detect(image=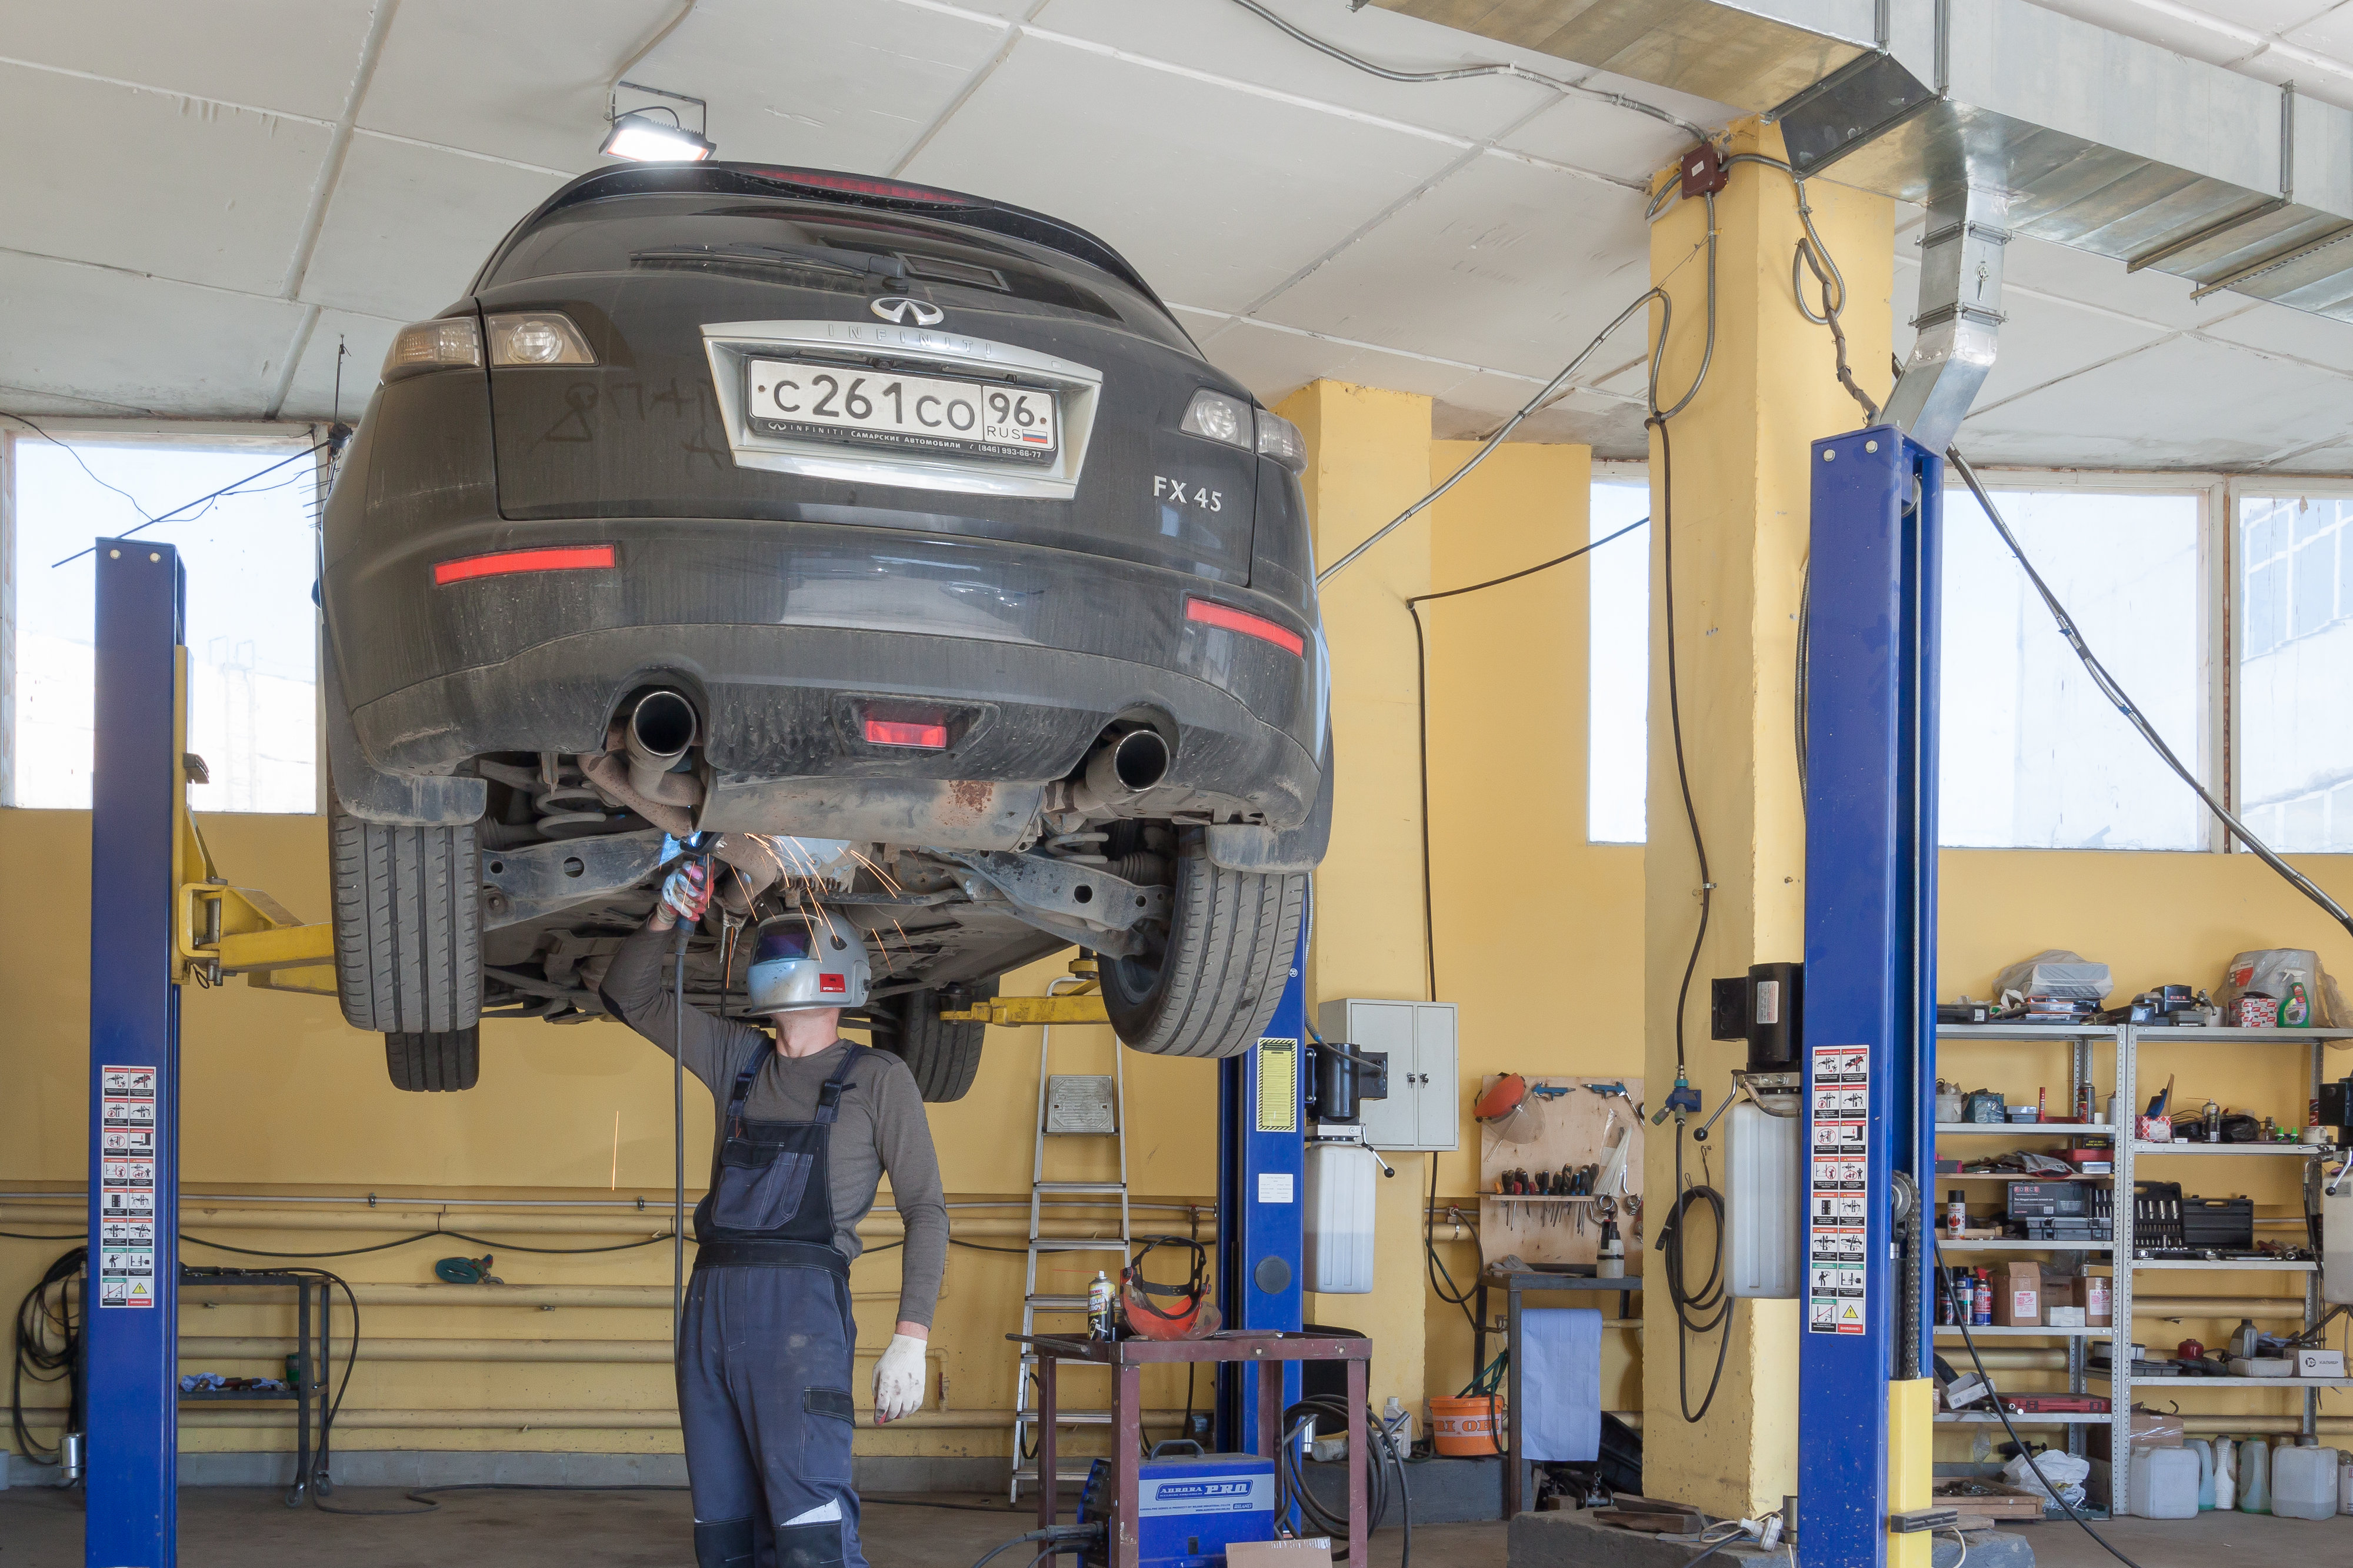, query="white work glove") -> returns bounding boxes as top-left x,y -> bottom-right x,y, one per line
872,1333 -> 928,1424
656,859 -> 711,924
